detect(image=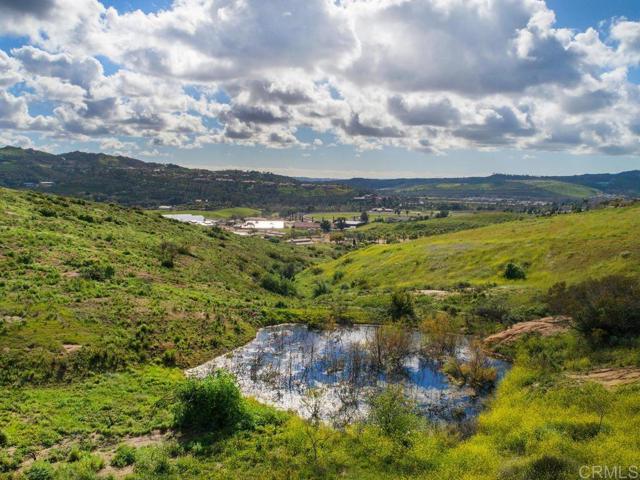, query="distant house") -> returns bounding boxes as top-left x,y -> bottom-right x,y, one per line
38,181 -> 54,187
241,220 -> 285,230
158,205 -> 173,210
